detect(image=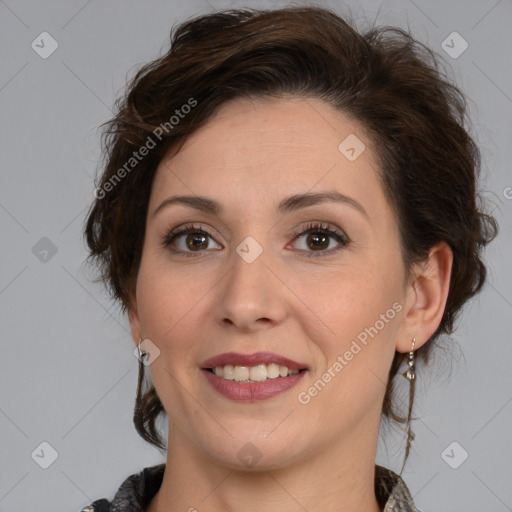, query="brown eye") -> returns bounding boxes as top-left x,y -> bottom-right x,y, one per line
304,232 -> 330,250
184,232 -> 209,251
291,222 -> 349,257
161,223 -> 222,257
